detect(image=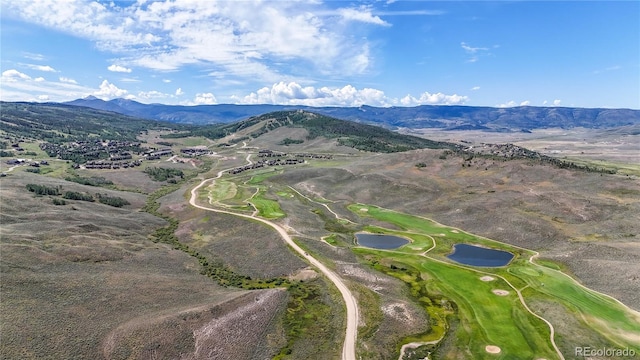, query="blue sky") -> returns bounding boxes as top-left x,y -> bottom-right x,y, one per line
1,1 -> 638,108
